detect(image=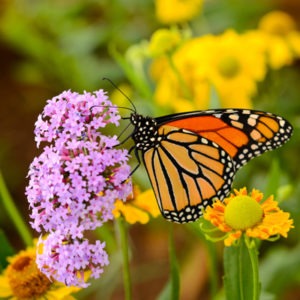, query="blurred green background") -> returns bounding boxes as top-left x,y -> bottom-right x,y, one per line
1,0 -> 300,299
